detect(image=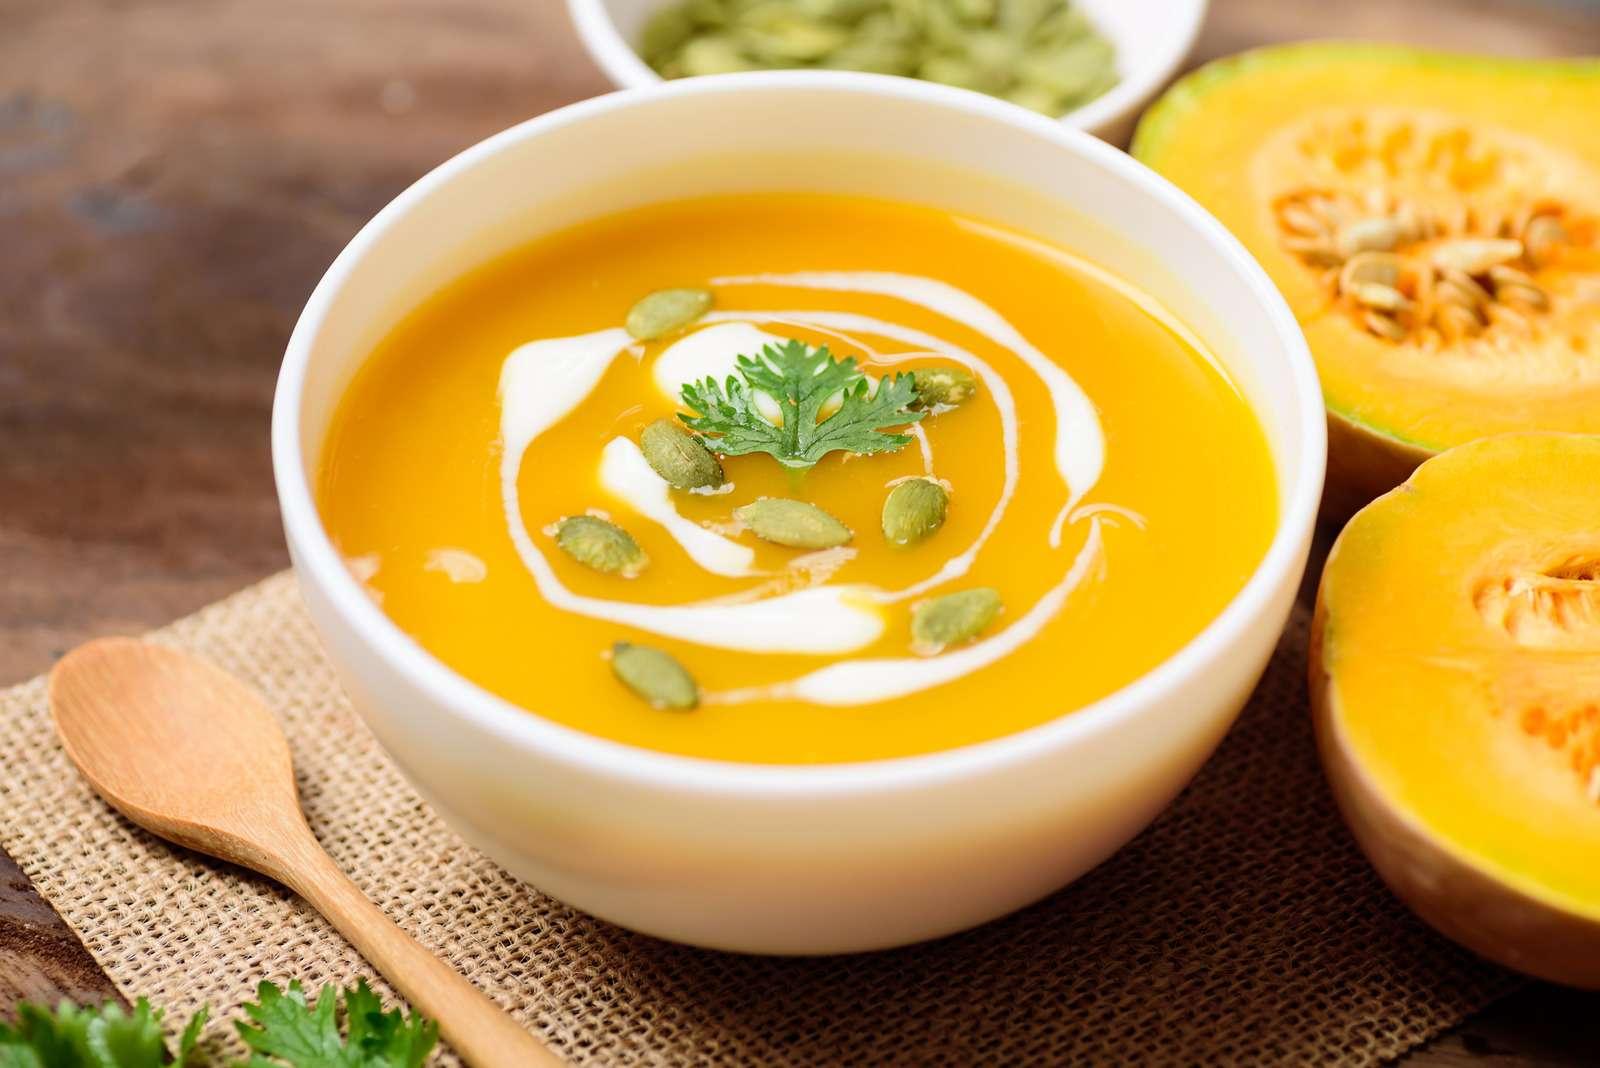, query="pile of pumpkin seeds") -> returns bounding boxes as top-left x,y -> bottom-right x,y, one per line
639,0 -> 1119,116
